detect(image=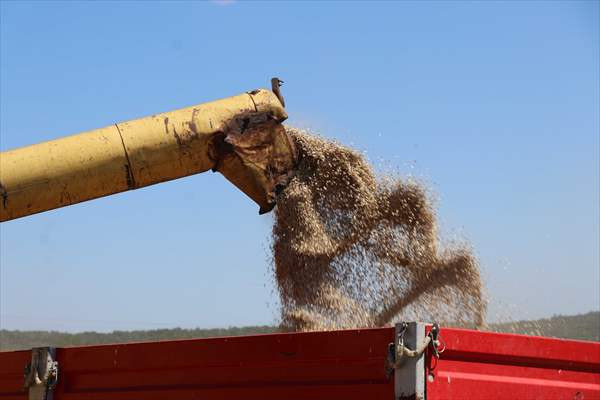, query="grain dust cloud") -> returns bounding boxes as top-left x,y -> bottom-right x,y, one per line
272,128 -> 486,332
